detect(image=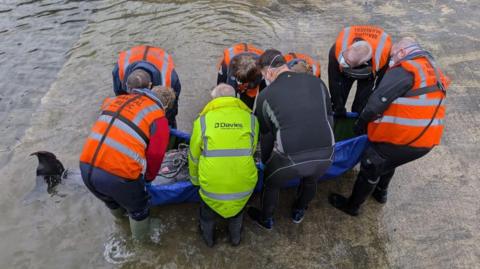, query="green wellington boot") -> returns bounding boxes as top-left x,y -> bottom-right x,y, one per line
129,216 -> 150,242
